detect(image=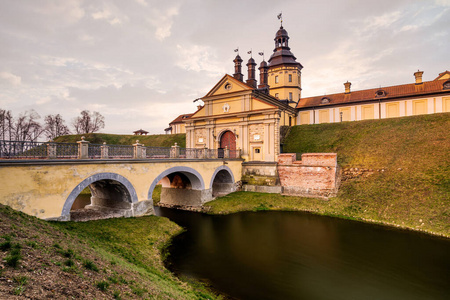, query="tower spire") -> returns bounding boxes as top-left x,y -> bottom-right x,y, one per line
277,12 -> 283,27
